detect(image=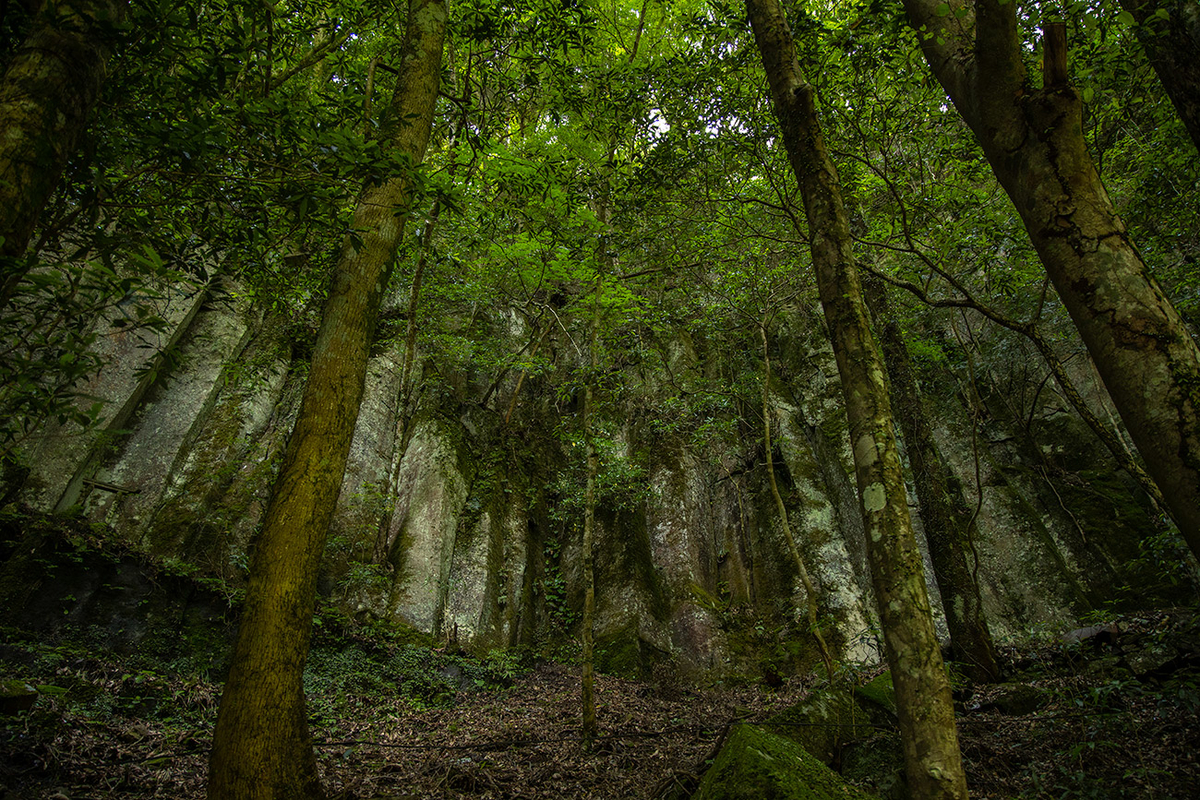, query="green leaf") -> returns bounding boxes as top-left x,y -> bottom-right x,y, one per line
1117,10 -> 1135,26
935,3 -> 950,16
